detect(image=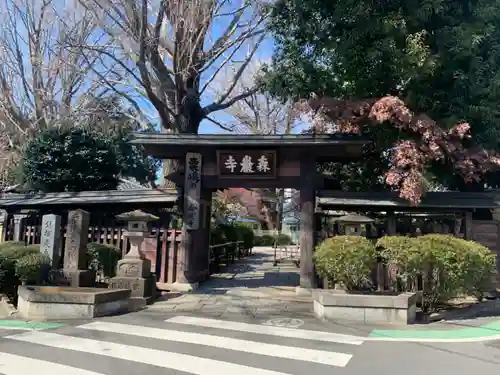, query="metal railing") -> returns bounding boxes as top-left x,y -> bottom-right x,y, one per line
209,240 -> 252,274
